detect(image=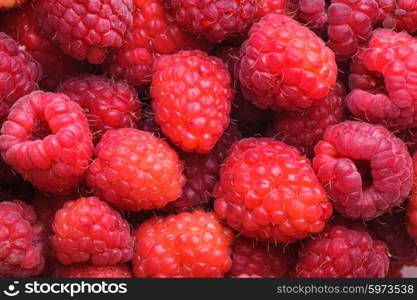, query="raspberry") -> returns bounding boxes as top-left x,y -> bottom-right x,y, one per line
167,0 -> 257,43
0,91 -> 93,194
58,75 -> 141,141
239,14 -> 337,111
1,2 -> 85,90
164,123 -> 241,213
327,0 -> 379,61
297,0 -> 327,31
151,50 -> 232,154
346,29 -> 417,130
105,0 -> 212,88
296,225 -> 389,277
37,0 -> 134,64
0,200 -> 46,277
0,0 -> 26,9
0,32 -> 41,120
368,210 -> 417,262
256,0 -> 288,17
214,138 -> 332,243
227,236 -> 296,278
269,82 -> 345,158
132,209 -> 233,278
52,197 -> 133,265
313,121 -> 413,220
376,0 -> 417,33
87,128 -> 185,211
54,263 -> 133,278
